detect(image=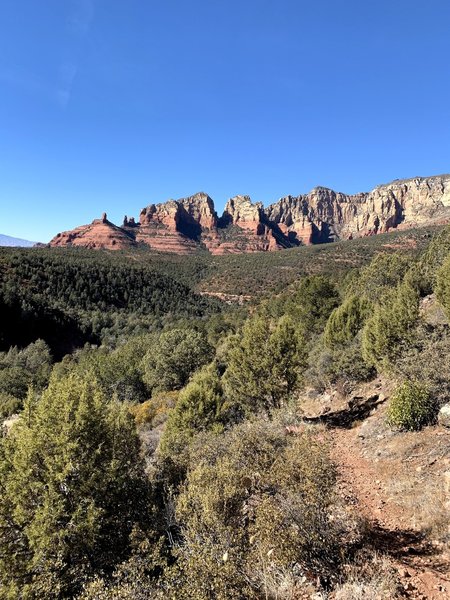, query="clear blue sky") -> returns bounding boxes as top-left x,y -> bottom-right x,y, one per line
1,0 -> 450,242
